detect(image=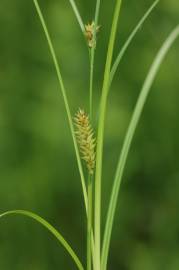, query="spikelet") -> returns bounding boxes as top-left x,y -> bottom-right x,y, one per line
74,109 -> 96,175
84,21 -> 100,48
